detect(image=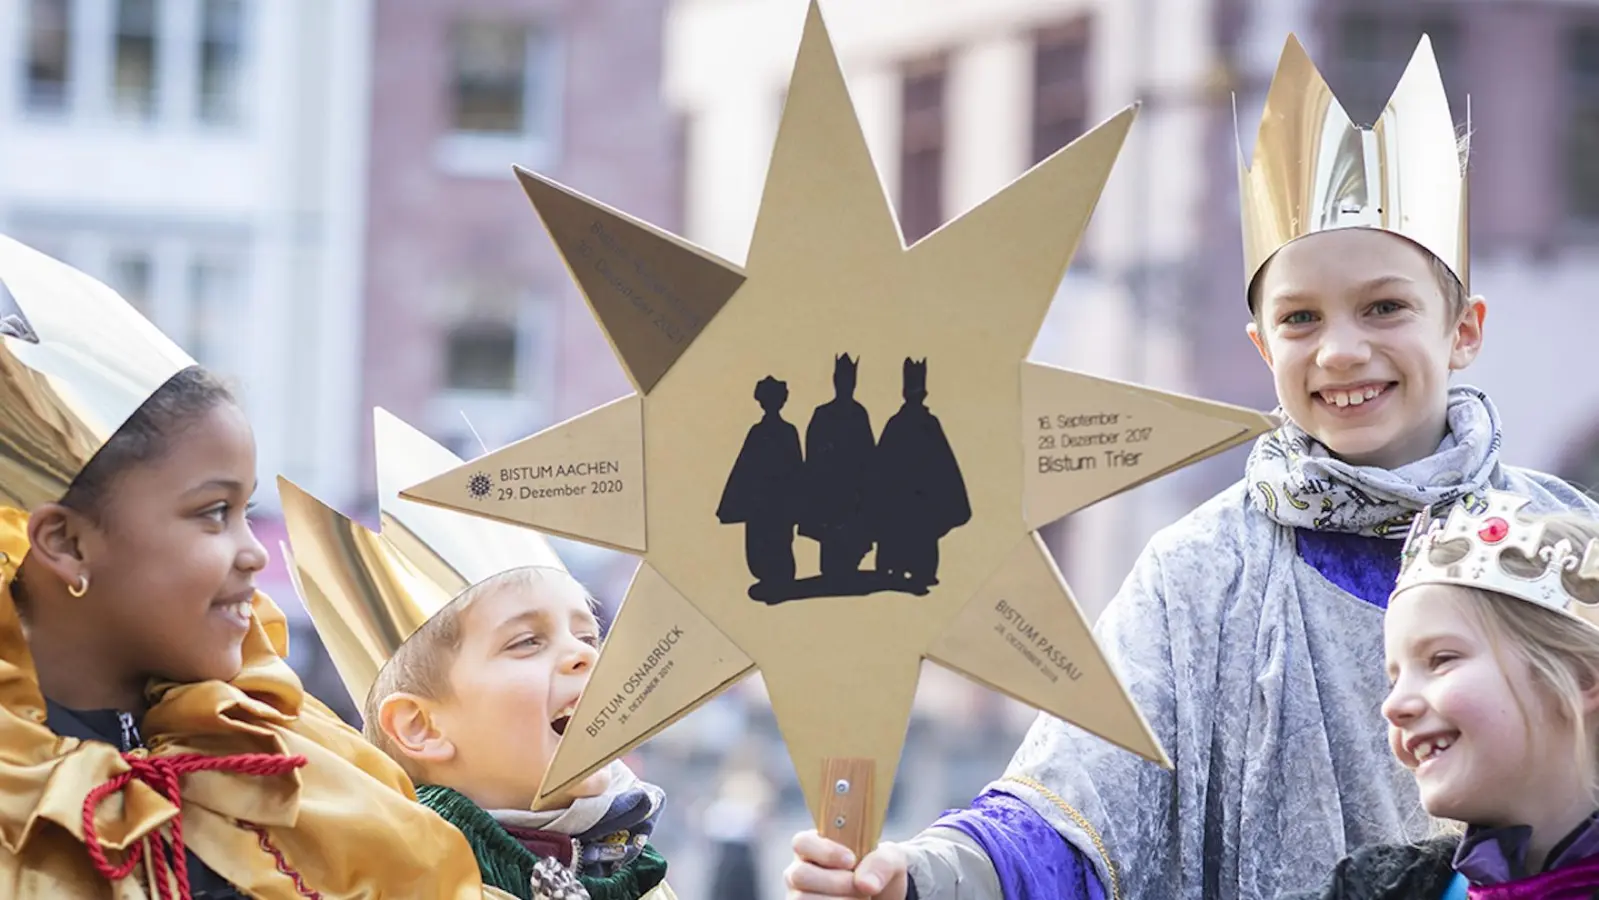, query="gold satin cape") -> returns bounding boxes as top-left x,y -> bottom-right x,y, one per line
0,507 -> 515,899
